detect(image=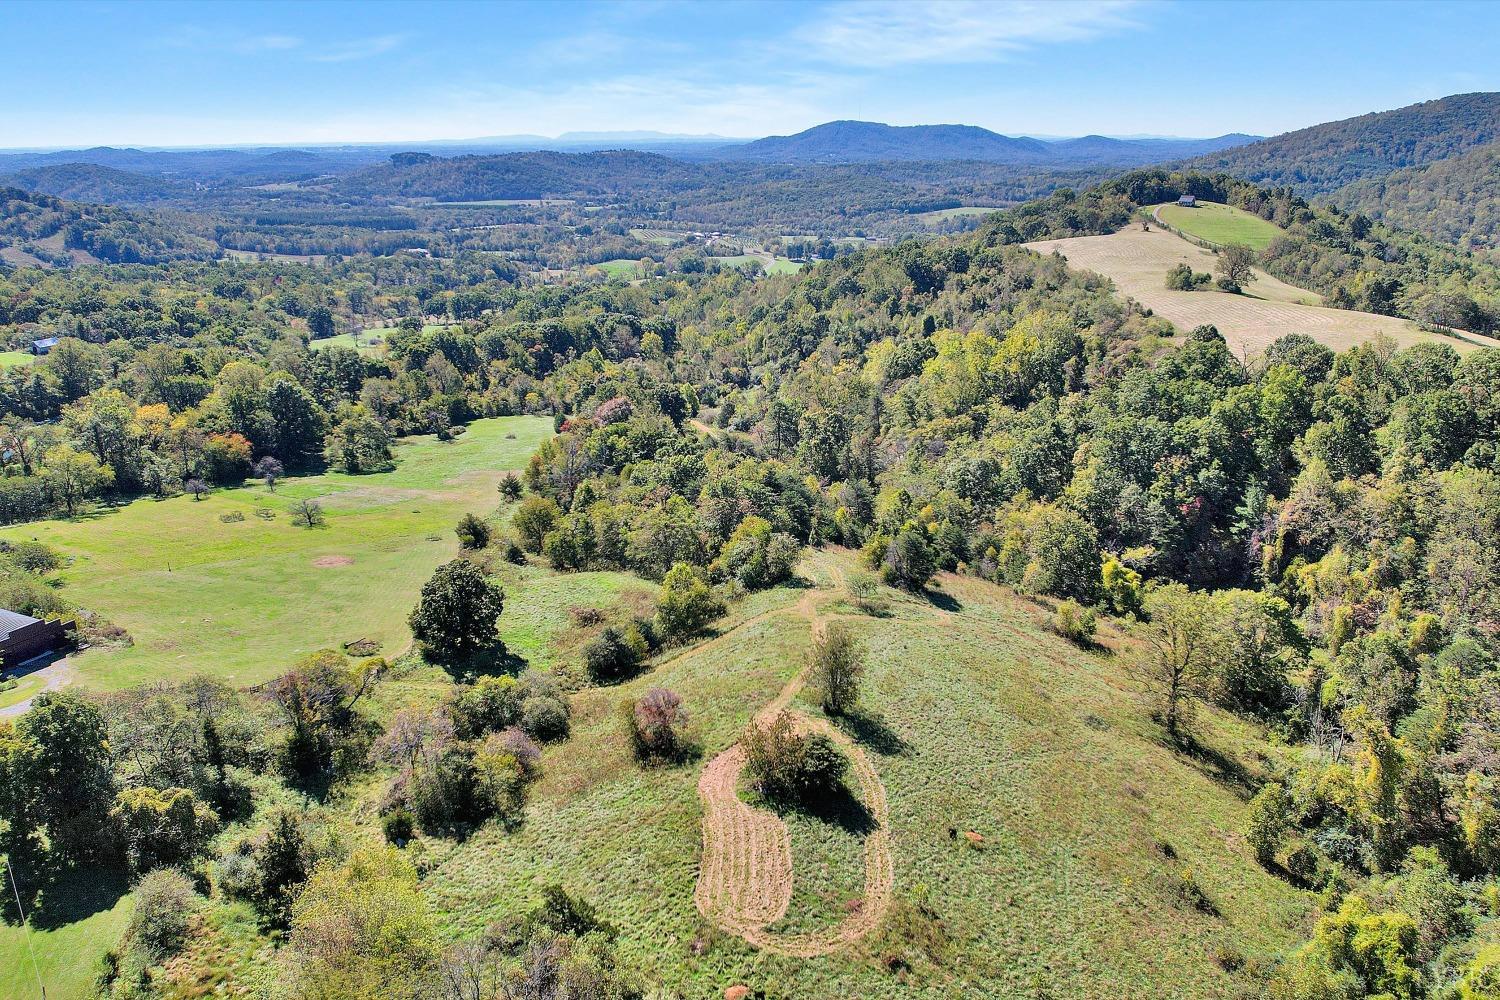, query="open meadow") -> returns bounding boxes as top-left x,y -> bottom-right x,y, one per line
1025,225 -> 1500,356
401,549 -> 1313,999
0,415 -> 553,692
1155,201 -> 1285,250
